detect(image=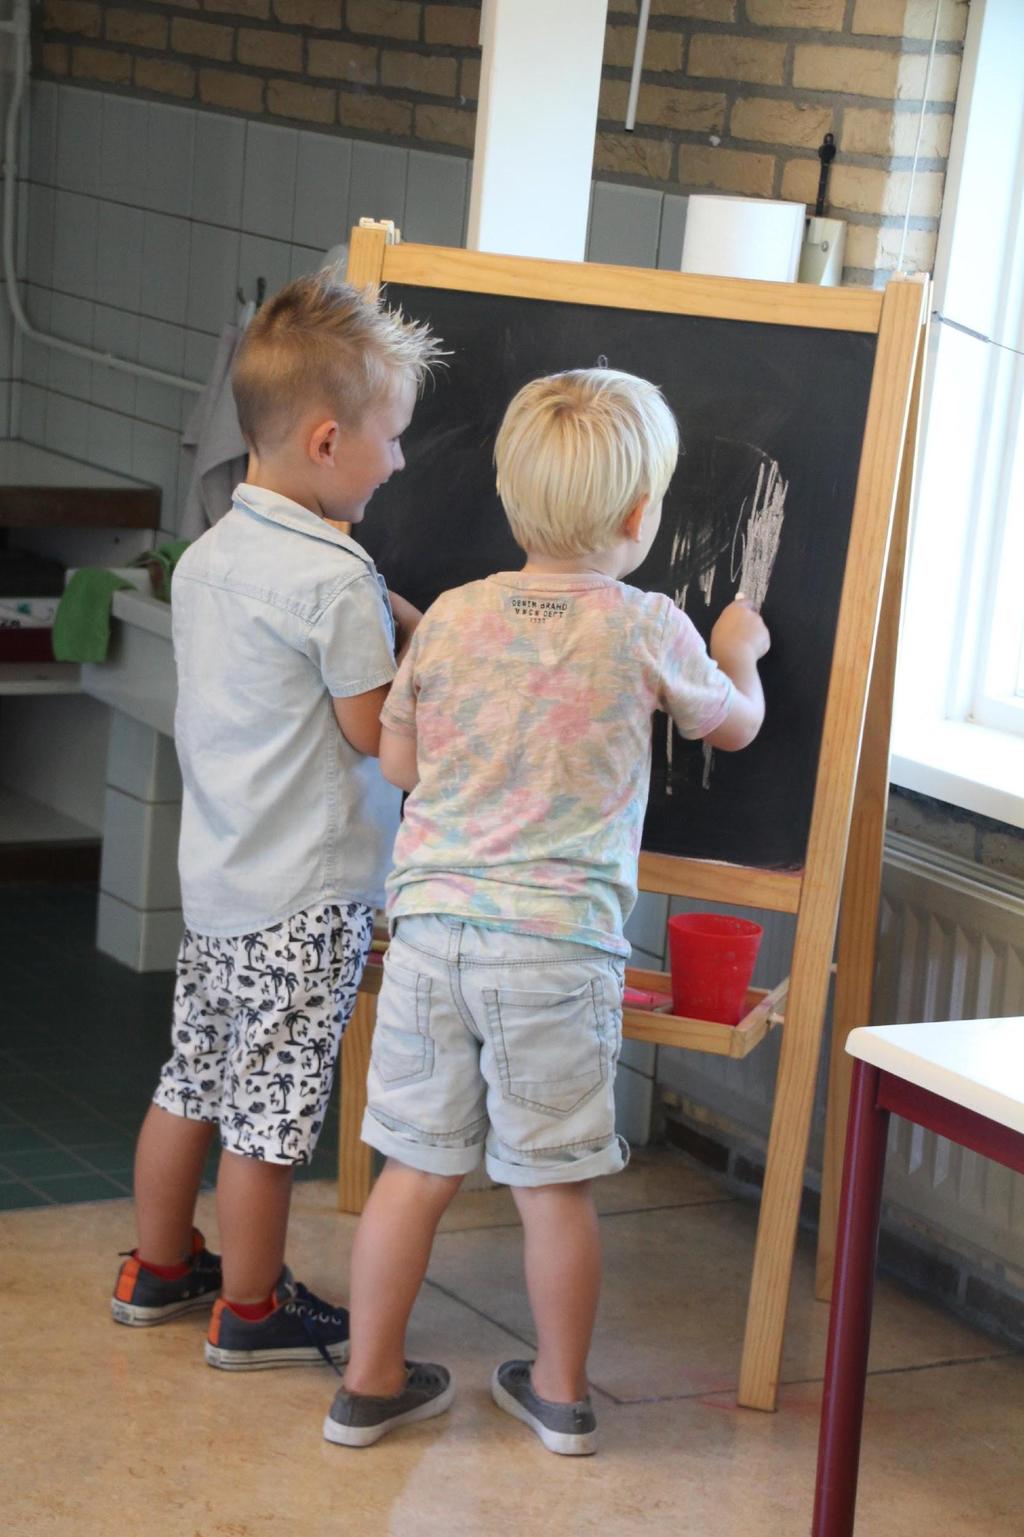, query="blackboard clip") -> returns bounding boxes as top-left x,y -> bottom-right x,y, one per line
358,217 -> 402,245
